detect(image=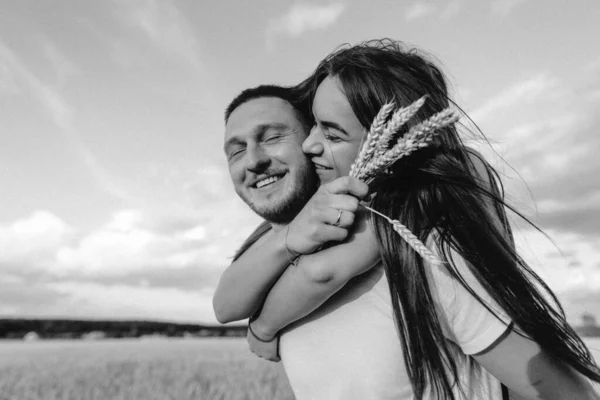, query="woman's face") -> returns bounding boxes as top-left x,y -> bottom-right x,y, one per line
302,76 -> 366,185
